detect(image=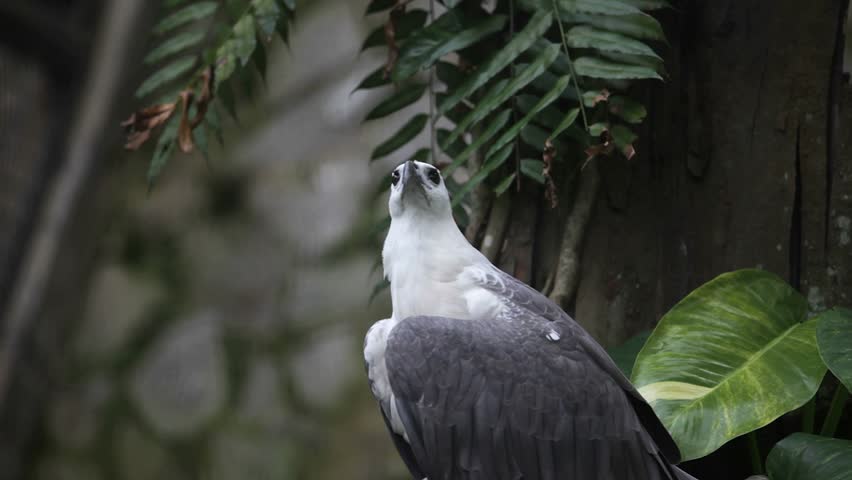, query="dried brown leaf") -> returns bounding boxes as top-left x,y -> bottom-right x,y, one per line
190,66 -> 215,128
122,103 -> 177,150
125,130 -> 152,150
177,90 -> 195,153
583,143 -> 614,167
622,143 -> 636,161
383,5 -> 405,78
543,139 -> 558,208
